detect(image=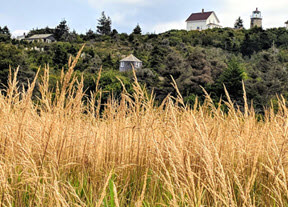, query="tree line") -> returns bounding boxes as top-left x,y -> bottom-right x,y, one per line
1,13 -> 288,113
